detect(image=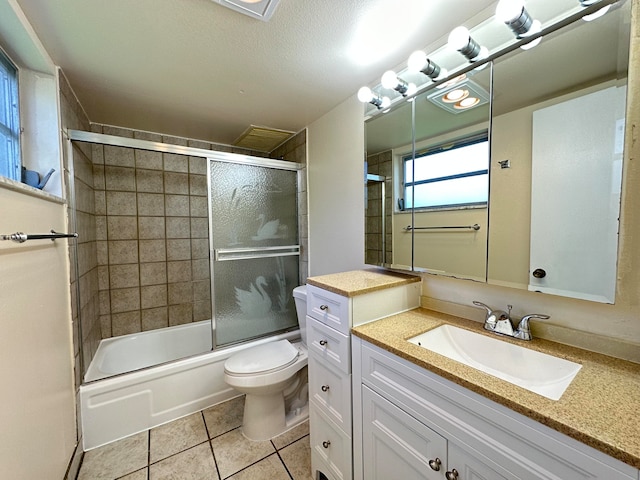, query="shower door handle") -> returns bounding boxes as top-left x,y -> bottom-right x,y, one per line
321,385 -> 330,392
319,340 -> 328,346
